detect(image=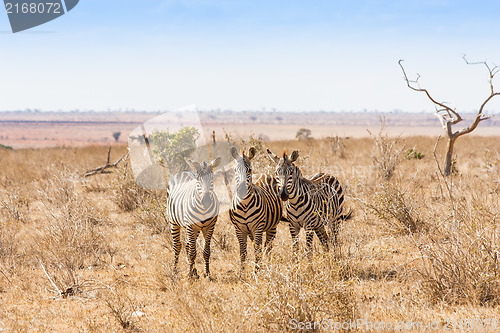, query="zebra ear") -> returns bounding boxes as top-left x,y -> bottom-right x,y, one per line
290,150 -> 299,162
248,147 -> 256,160
229,146 -> 239,160
211,157 -> 221,169
187,159 -> 200,171
266,148 -> 279,163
